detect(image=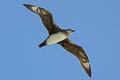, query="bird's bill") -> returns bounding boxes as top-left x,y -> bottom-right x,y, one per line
72,29 -> 75,32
